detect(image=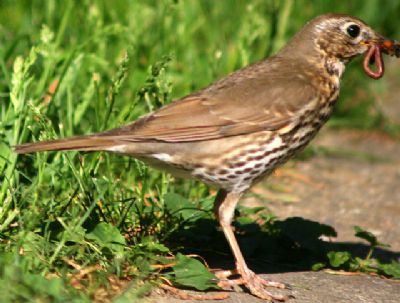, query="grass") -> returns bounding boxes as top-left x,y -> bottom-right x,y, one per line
1,1 -> 400,301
